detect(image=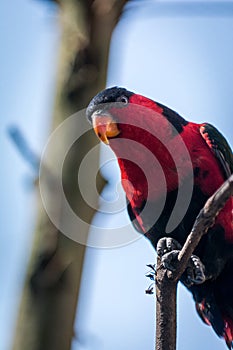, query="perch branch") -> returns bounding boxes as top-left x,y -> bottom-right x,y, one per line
156,174 -> 233,350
